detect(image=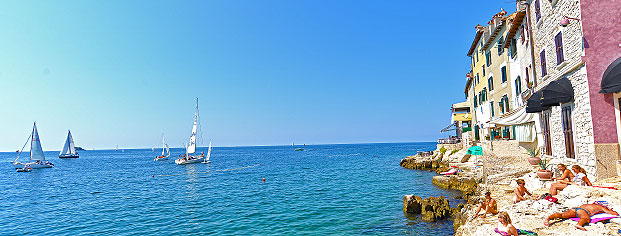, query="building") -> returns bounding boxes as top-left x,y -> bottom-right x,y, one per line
579,0 -> 621,179
525,0 -> 600,178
